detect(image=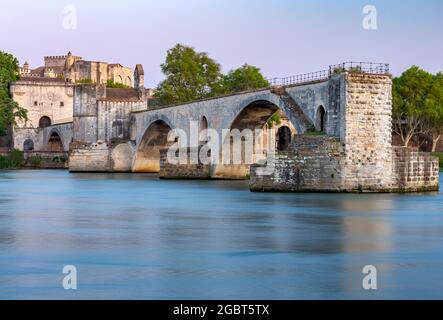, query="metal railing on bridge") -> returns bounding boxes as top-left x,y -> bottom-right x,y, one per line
267,62 -> 390,87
